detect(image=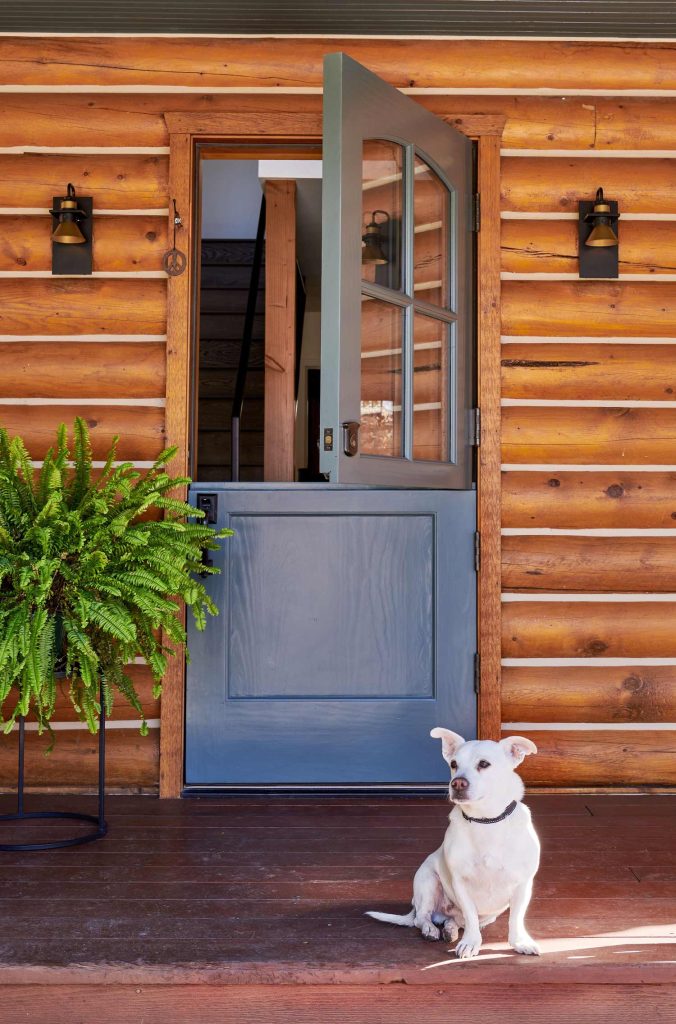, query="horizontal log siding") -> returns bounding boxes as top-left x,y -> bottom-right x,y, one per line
1,35 -> 674,791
